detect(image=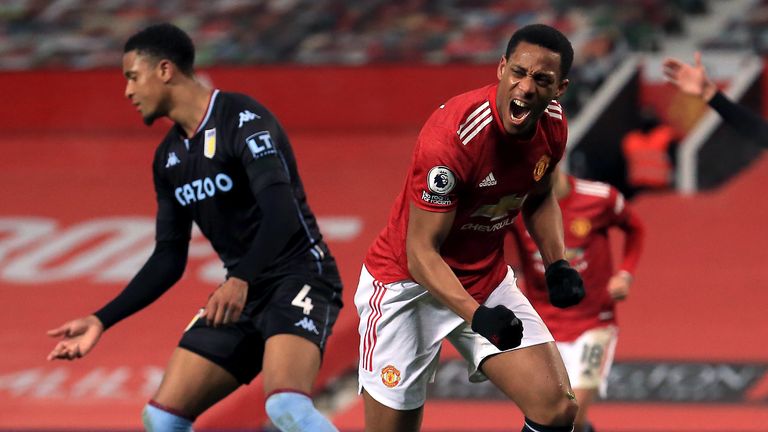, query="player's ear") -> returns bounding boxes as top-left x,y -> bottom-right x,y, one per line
554,78 -> 569,99
497,56 -> 507,81
157,59 -> 174,83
